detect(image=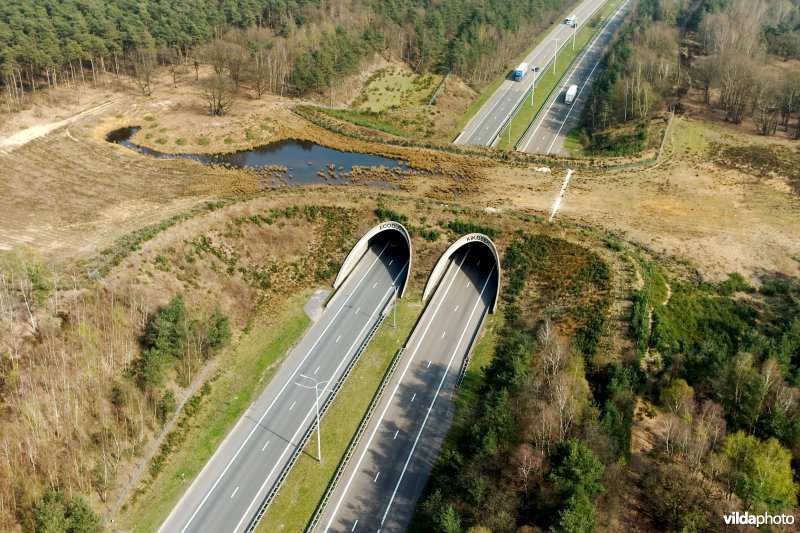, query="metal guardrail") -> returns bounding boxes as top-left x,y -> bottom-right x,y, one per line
306,339 -> 408,532
455,310 -> 490,388
491,1 -> 612,147
245,306 -> 389,532
428,72 -> 450,106
513,3 -> 621,151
